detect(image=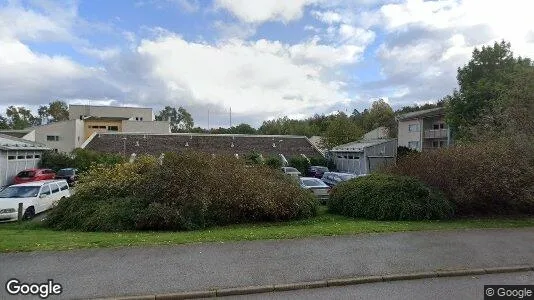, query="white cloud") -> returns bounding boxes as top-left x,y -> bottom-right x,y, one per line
79,47 -> 121,60
214,0 -> 317,24
311,10 -> 342,24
